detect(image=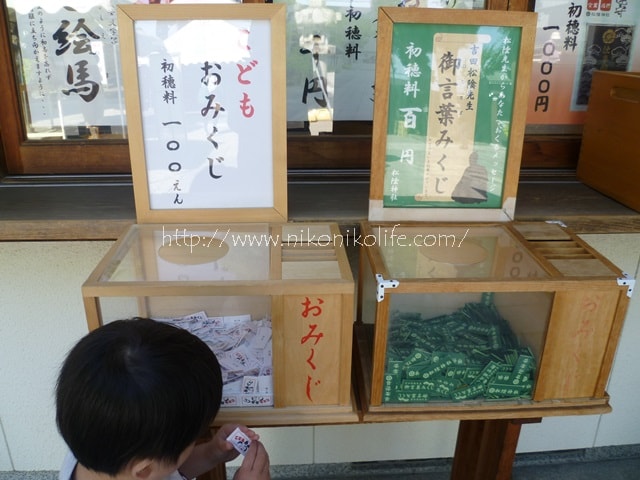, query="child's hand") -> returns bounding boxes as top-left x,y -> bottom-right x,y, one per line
176,424 -> 261,478
214,424 -> 260,463
233,440 -> 270,480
